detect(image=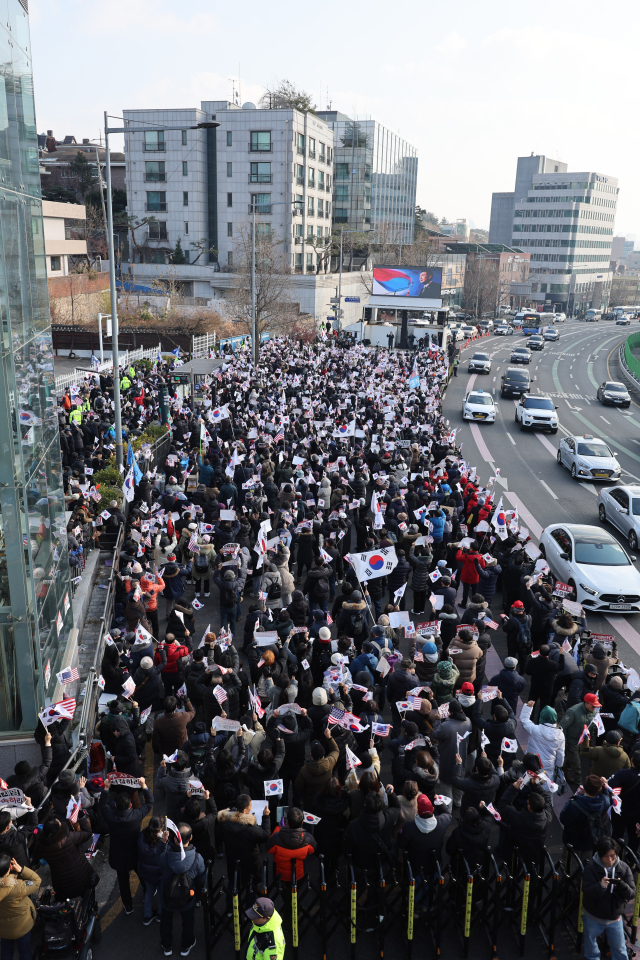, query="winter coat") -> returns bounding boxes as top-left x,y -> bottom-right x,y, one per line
567,669 -> 598,708
559,792 -> 612,851
408,553 -> 432,592
430,713 -> 472,784
582,853 -> 635,922
460,599 -> 491,626
449,638 -> 483,684
456,549 -> 485,586
519,704 -> 565,774
438,611 -> 460,651
288,593 -> 311,628
0,866 -> 42,939
525,653 -> 564,701
451,764 -> 501,814
343,805 -> 400,871
579,741 -> 630,778
560,702 -> 597,745
585,643 -> 618,690
133,649 -> 166,710
471,698 -> 517,766
397,812 -> 452,868
488,667 -> 526,715
112,717 -> 143,777
267,714 -> 313,778
266,825 -> 317,880
100,788 -> 154,871
294,737 -> 339,810
414,641 -> 441,685
608,768 -> 640,824
474,562 -> 502,602
6,745 -> 52,807
388,557 -> 411,593
337,599 -> 369,643
500,785 -> 553,864
155,767 -> 193,824
217,808 -> 270,875
246,739 -> 286,801
155,641 -> 189,676
137,834 -> 164,885
158,841 -> 206,911
447,817 -> 491,869
431,664 -> 460,705
386,668 -> 421,705
550,617 -> 579,646
151,701 -> 196,754
32,824 -> 96,899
